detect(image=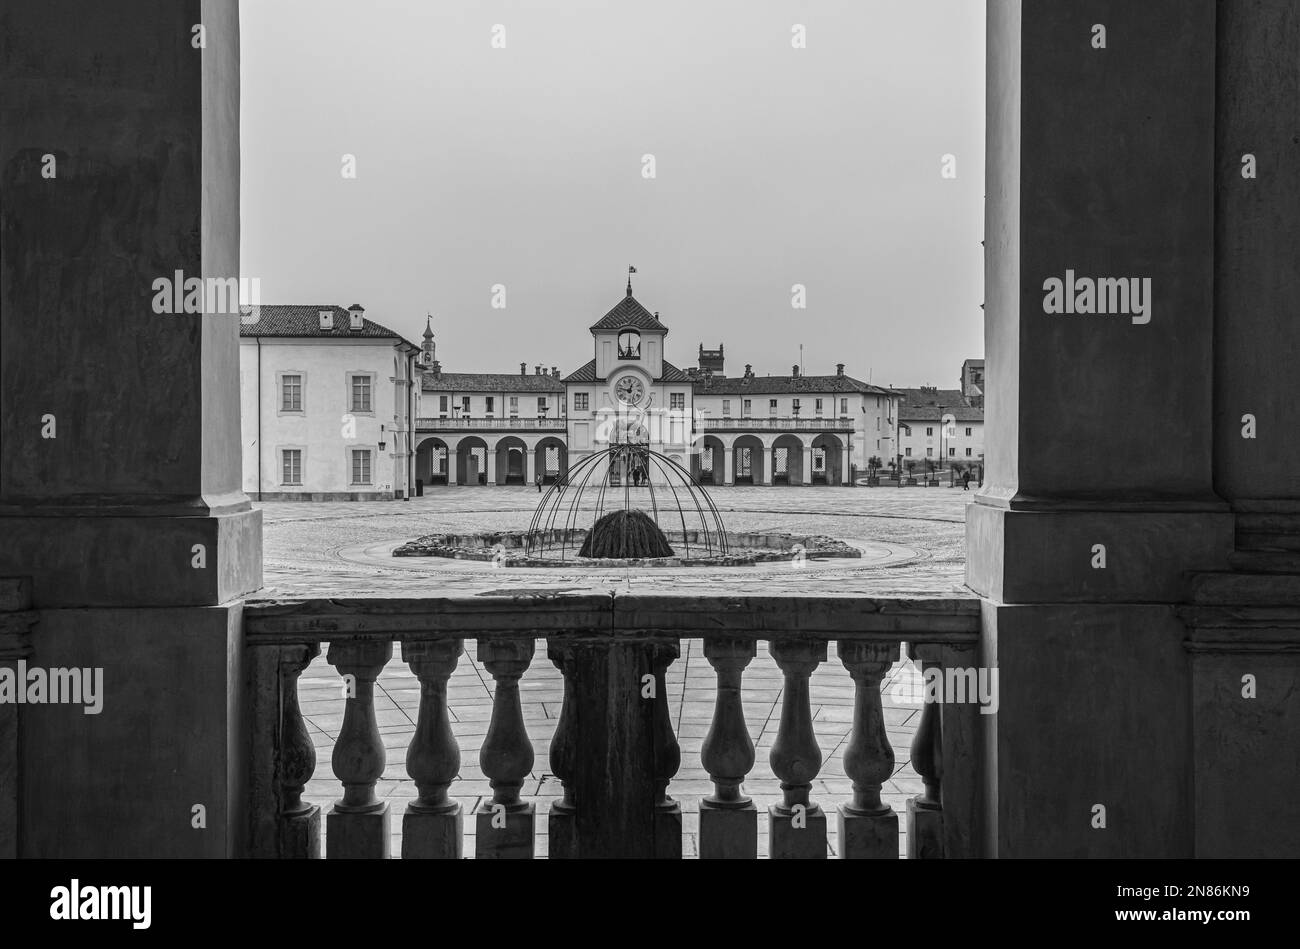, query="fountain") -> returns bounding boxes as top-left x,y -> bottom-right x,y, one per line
393,443 -> 861,568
